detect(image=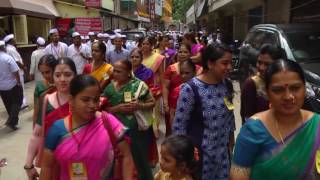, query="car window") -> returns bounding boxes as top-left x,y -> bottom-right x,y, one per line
286,31 -> 320,62
250,30 -> 278,49
122,32 -> 144,41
